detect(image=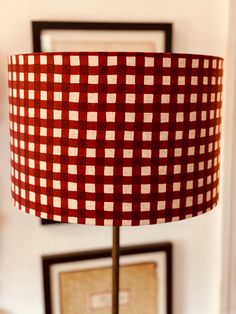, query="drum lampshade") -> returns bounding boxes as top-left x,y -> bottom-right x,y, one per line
8,52 -> 223,226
